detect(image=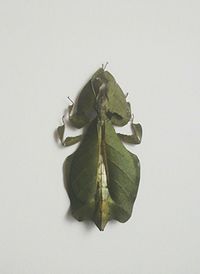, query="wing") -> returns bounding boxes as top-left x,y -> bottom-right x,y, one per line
64,118 -> 140,229
104,120 -> 140,223
64,119 -> 99,221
